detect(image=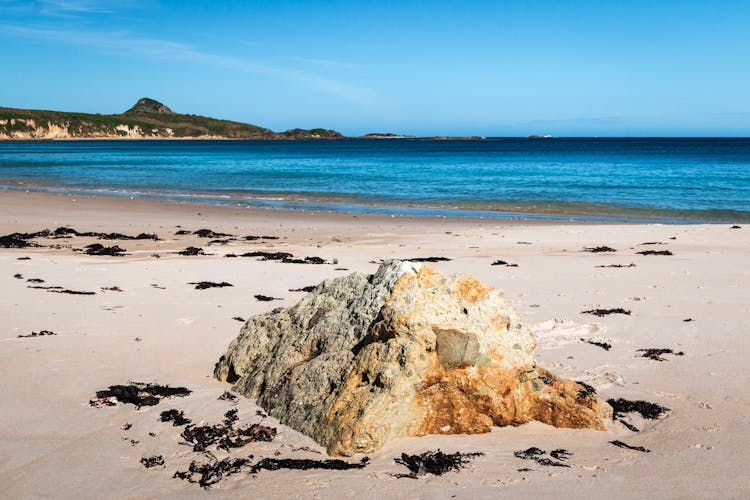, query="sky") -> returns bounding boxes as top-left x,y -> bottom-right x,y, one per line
0,0 -> 749,136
